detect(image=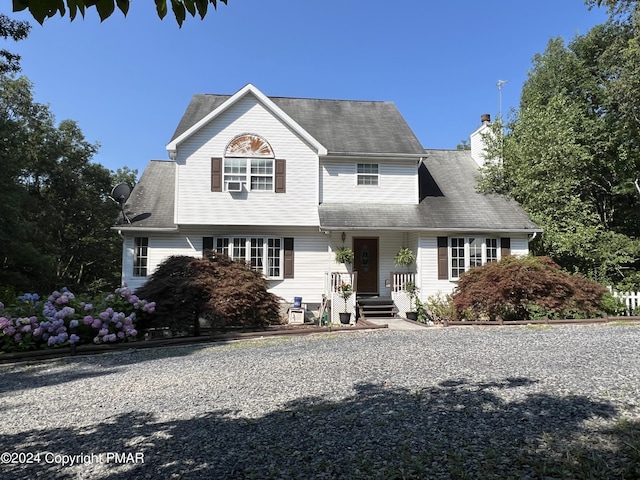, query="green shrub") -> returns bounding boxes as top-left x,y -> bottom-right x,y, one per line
600,292 -> 628,316
422,291 -> 456,323
451,255 -> 607,321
